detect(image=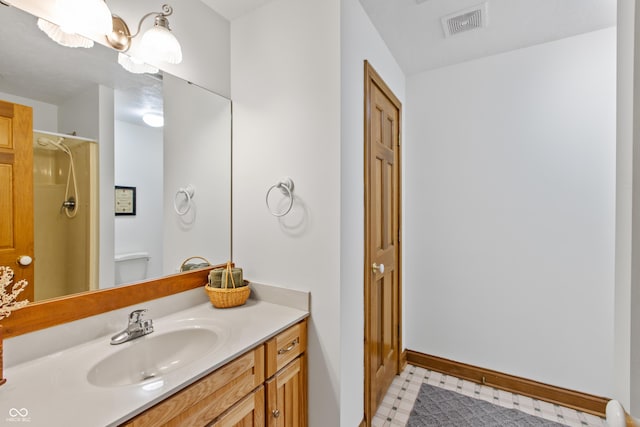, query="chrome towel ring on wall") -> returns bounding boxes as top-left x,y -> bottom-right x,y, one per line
266,177 -> 294,217
174,184 -> 195,215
